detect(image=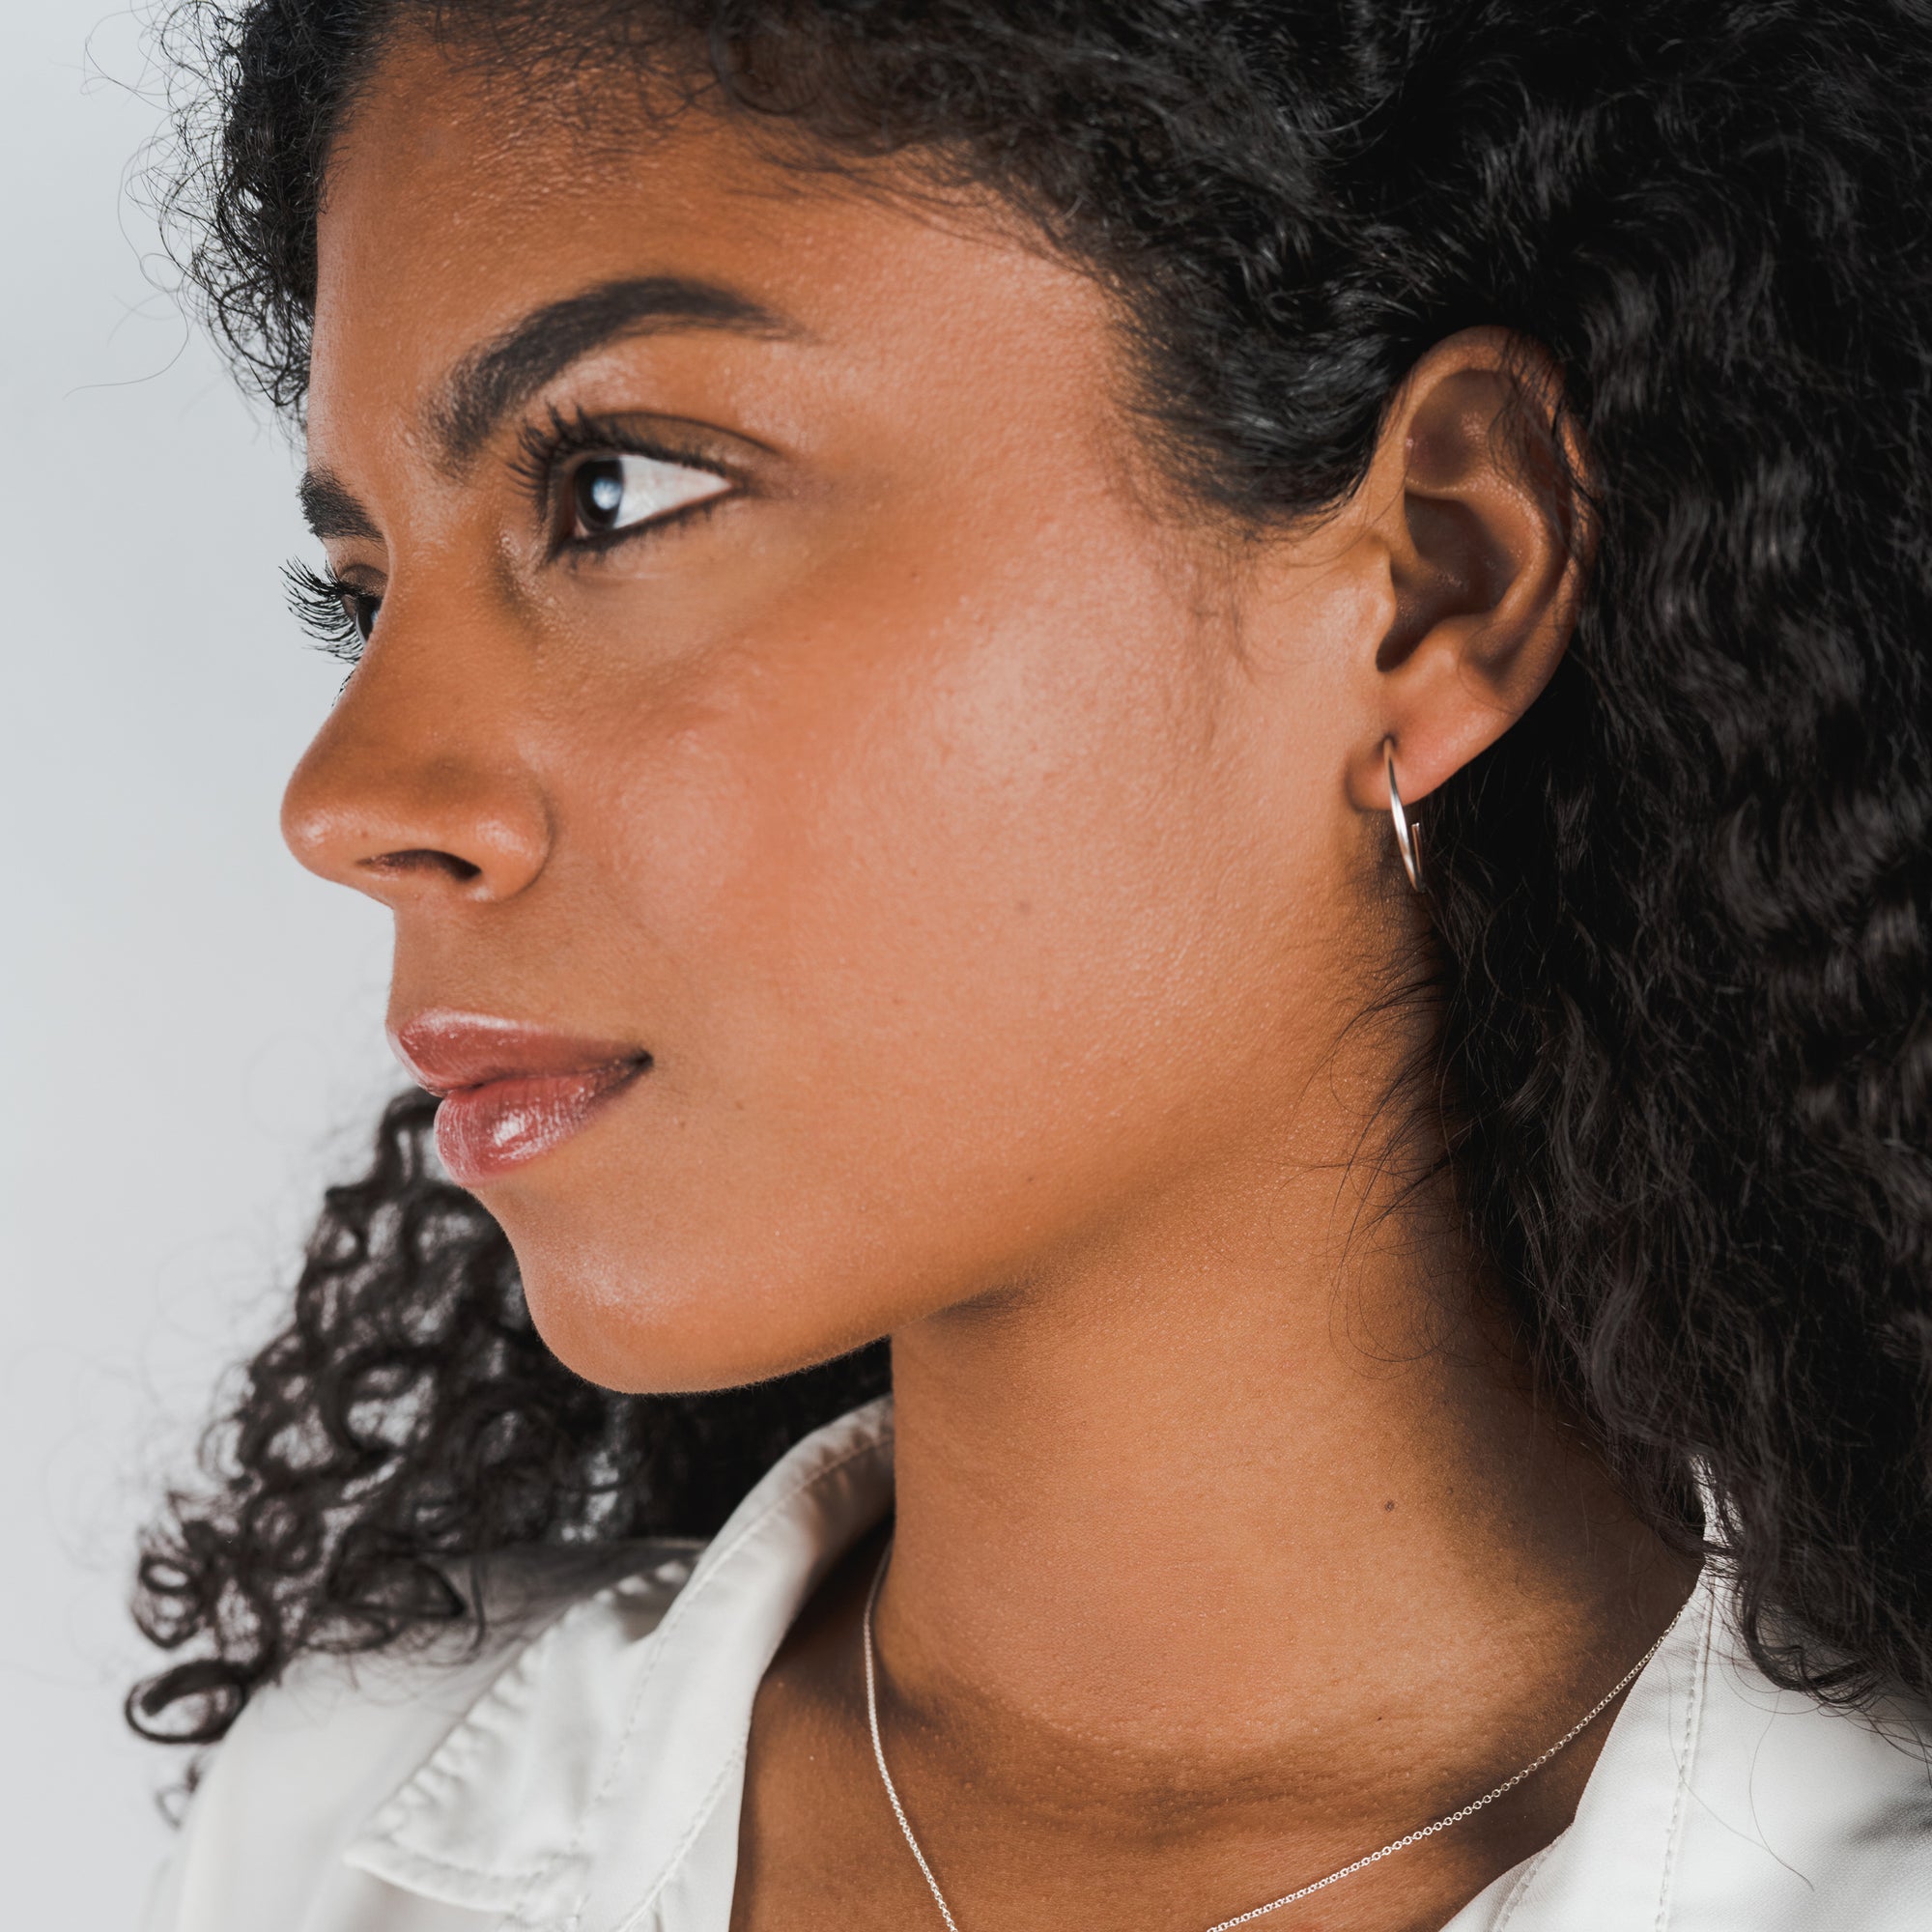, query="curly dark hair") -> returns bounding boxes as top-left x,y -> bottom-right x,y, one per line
132,0 -> 1932,1748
